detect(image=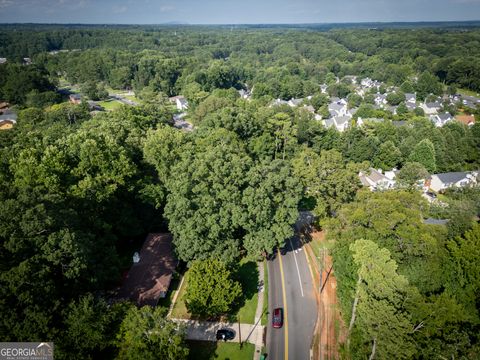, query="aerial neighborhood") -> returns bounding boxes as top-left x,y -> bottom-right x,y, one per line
0,17 -> 480,360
